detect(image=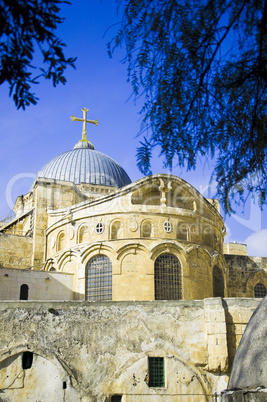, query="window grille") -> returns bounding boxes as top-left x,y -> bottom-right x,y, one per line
213,266 -> 224,297
95,222 -> 104,234
86,255 -> 112,301
163,221 -> 172,233
148,357 -> 165,387
154,253 -> 182,300
254,282 -> 267,298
